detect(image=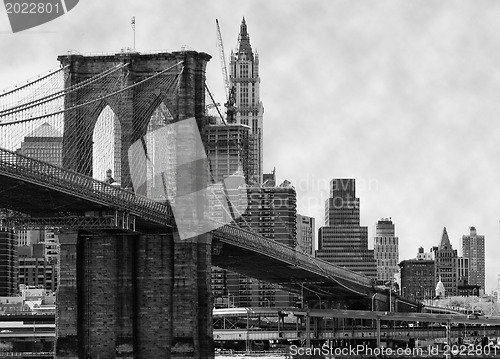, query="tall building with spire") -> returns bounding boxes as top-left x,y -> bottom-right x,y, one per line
433,227 -> 458,296
432,227 -> 469,297
229,18 -> 264,184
